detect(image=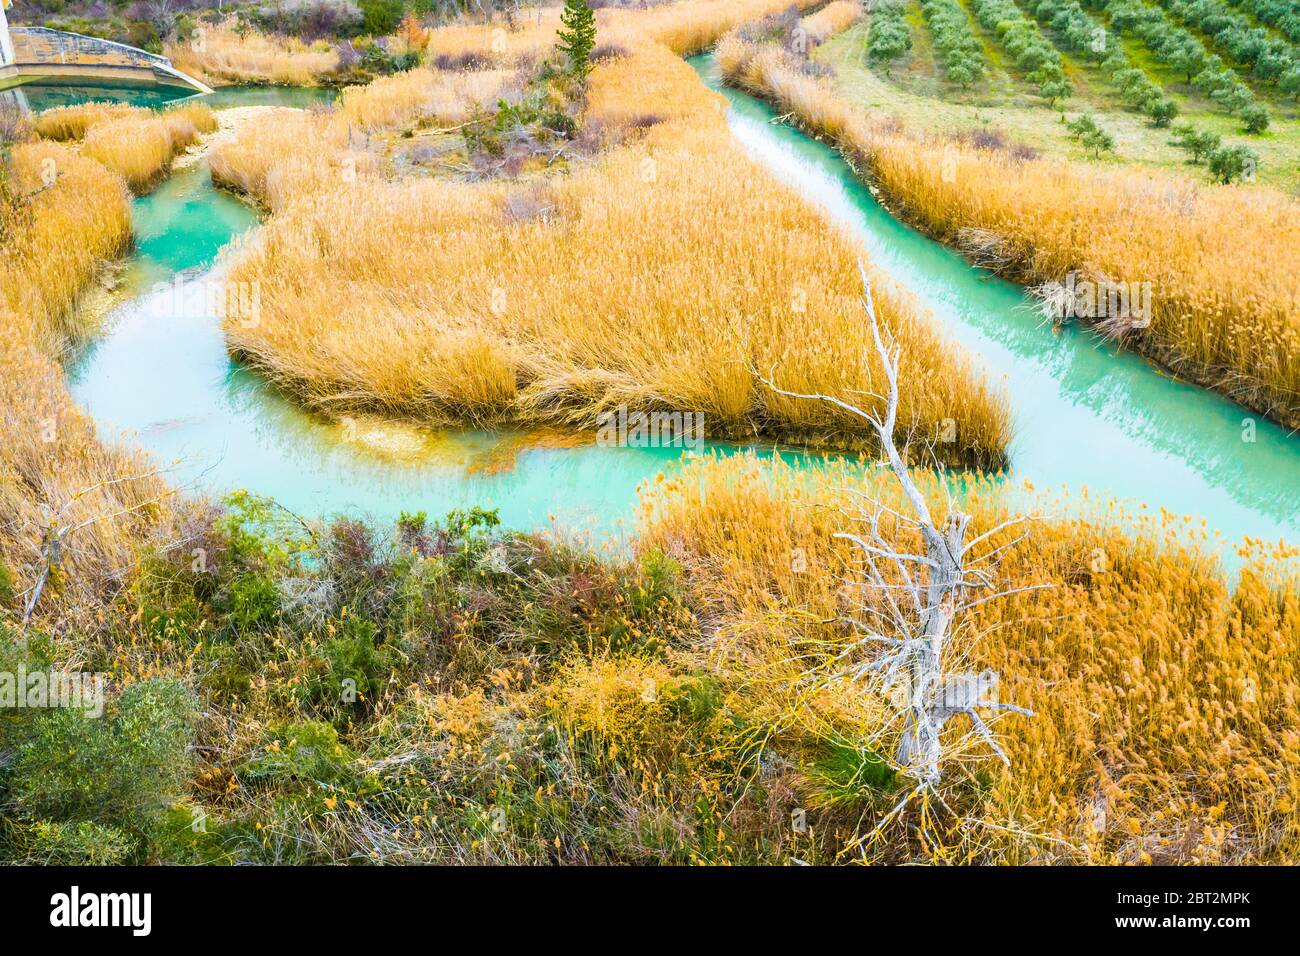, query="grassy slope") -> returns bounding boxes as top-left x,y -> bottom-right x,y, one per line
825,8 -> 1300,192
